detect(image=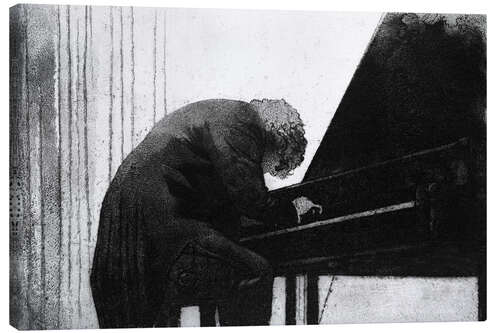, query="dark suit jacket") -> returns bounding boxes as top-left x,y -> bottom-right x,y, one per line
90,99 -> 296,328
